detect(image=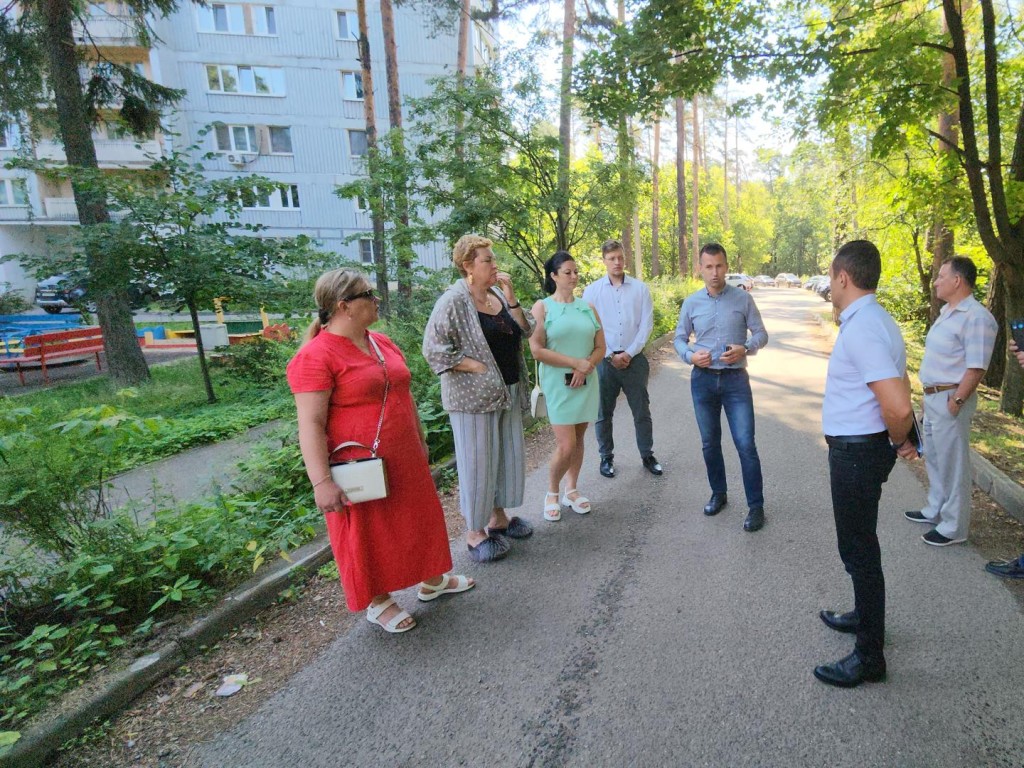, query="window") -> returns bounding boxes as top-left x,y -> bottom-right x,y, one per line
352,195 -> 369,212
0,179 -> 28,206
241,184 -> 300,210
206,64 -> 284,95
341,71 -> 363,100
359,238 -> 376,265
268,126 -> 292,154
348,129 -> 367,157
252,5 -> 276,35
197,3 -> 276,35
215,124 -> 258,153
336,10 -> 358,40
0,121 -> 19,149
88,2 -> 108,16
